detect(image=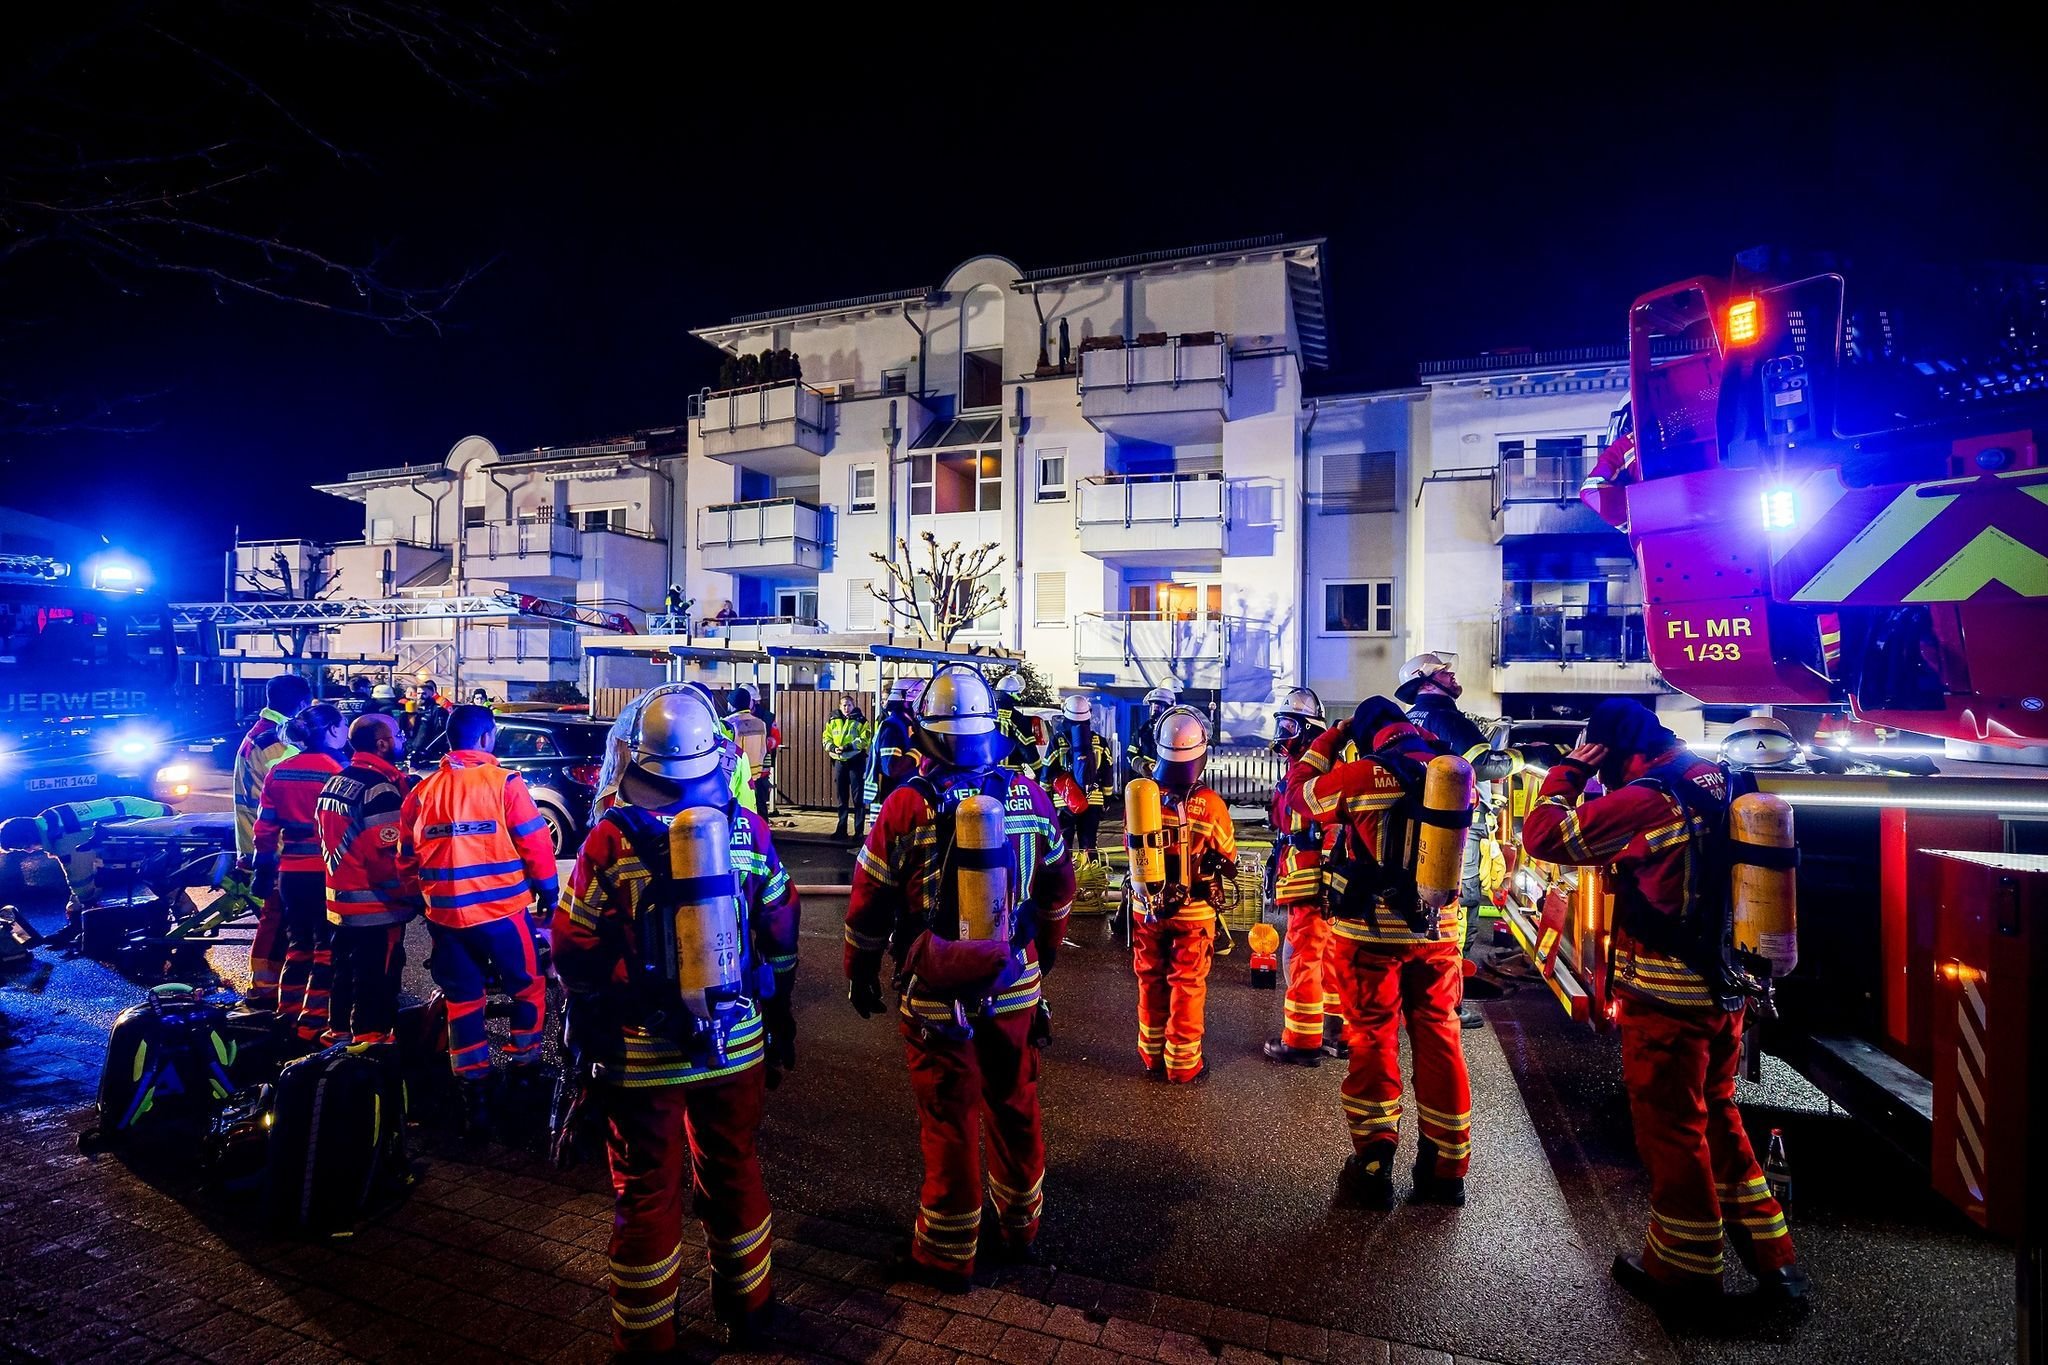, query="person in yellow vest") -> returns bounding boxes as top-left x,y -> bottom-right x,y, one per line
234,673 -> 313,1009
822,693 -> 871,841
